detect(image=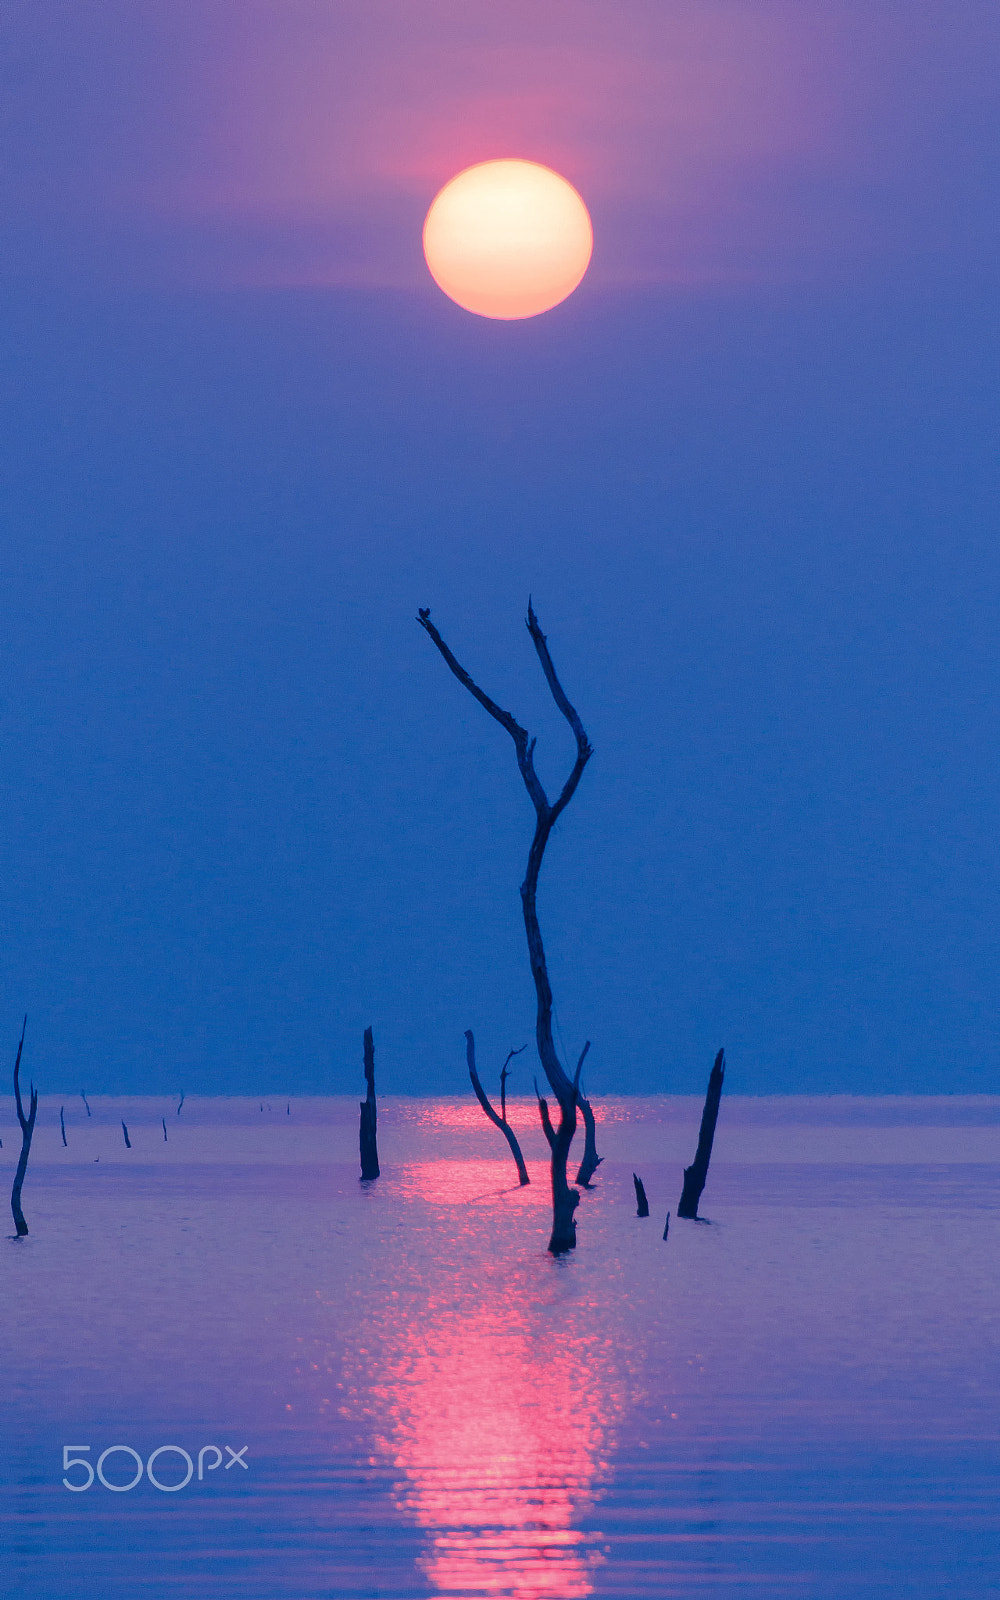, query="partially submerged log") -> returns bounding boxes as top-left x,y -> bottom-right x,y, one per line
465,1031 -> 529,1186
11,1017 -> 37,1237
633,1173 -> 649,1217
677,1048 -> 725,1220
359,1025 -> 380,1181
419,601 -> 593,1254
